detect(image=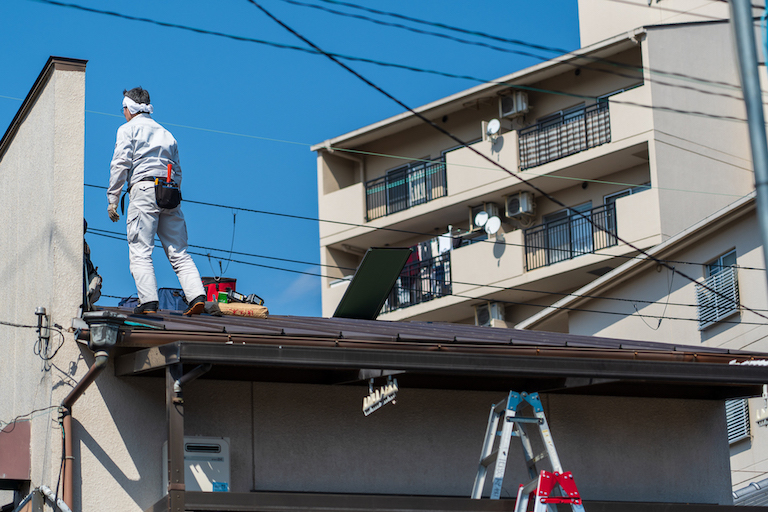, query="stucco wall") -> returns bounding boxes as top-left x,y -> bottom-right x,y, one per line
137,380 -> 732,505
0,61 -> 85,501
644,23 -> 754,239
